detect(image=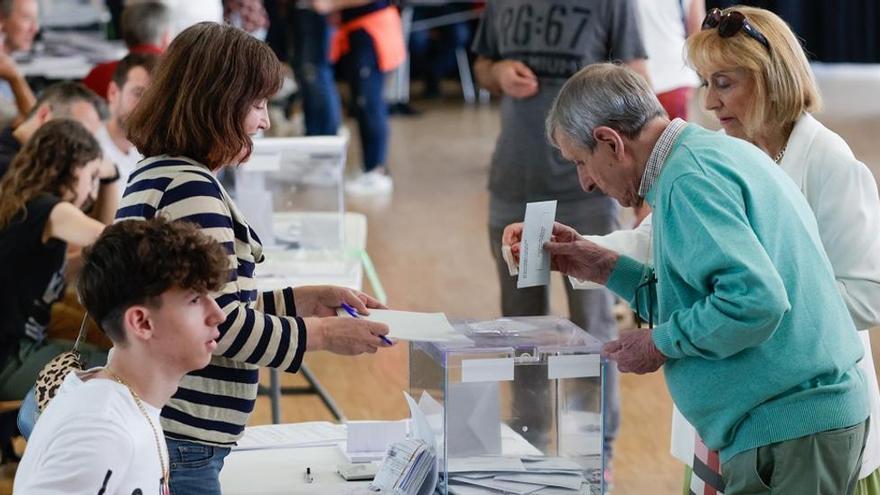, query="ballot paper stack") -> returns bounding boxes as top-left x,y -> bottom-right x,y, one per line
443,456 -> 600,495
369,438 -> 437,494
233,421 -> 346,451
